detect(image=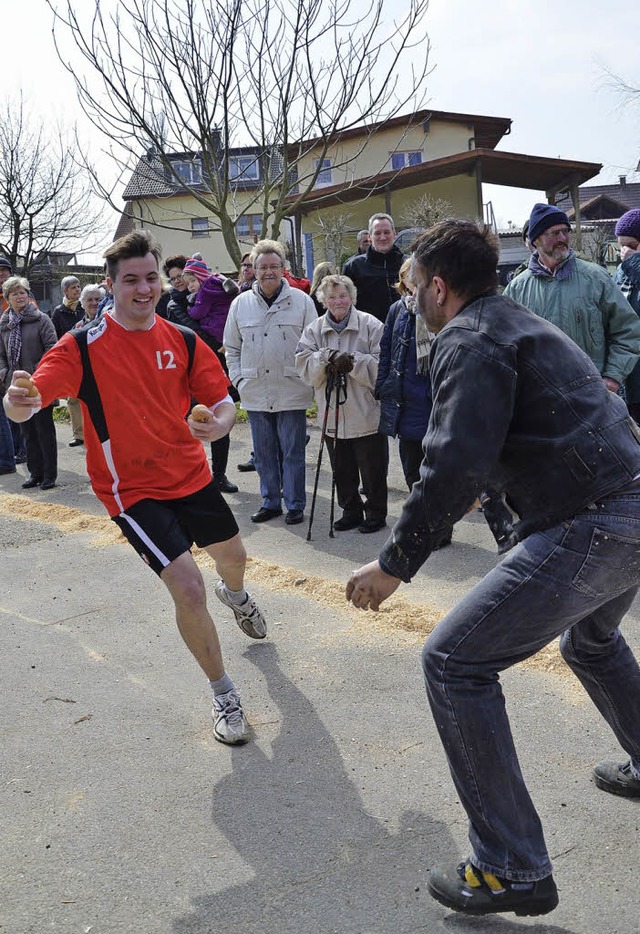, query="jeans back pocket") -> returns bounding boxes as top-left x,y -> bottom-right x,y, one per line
573,526 -> 640,599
